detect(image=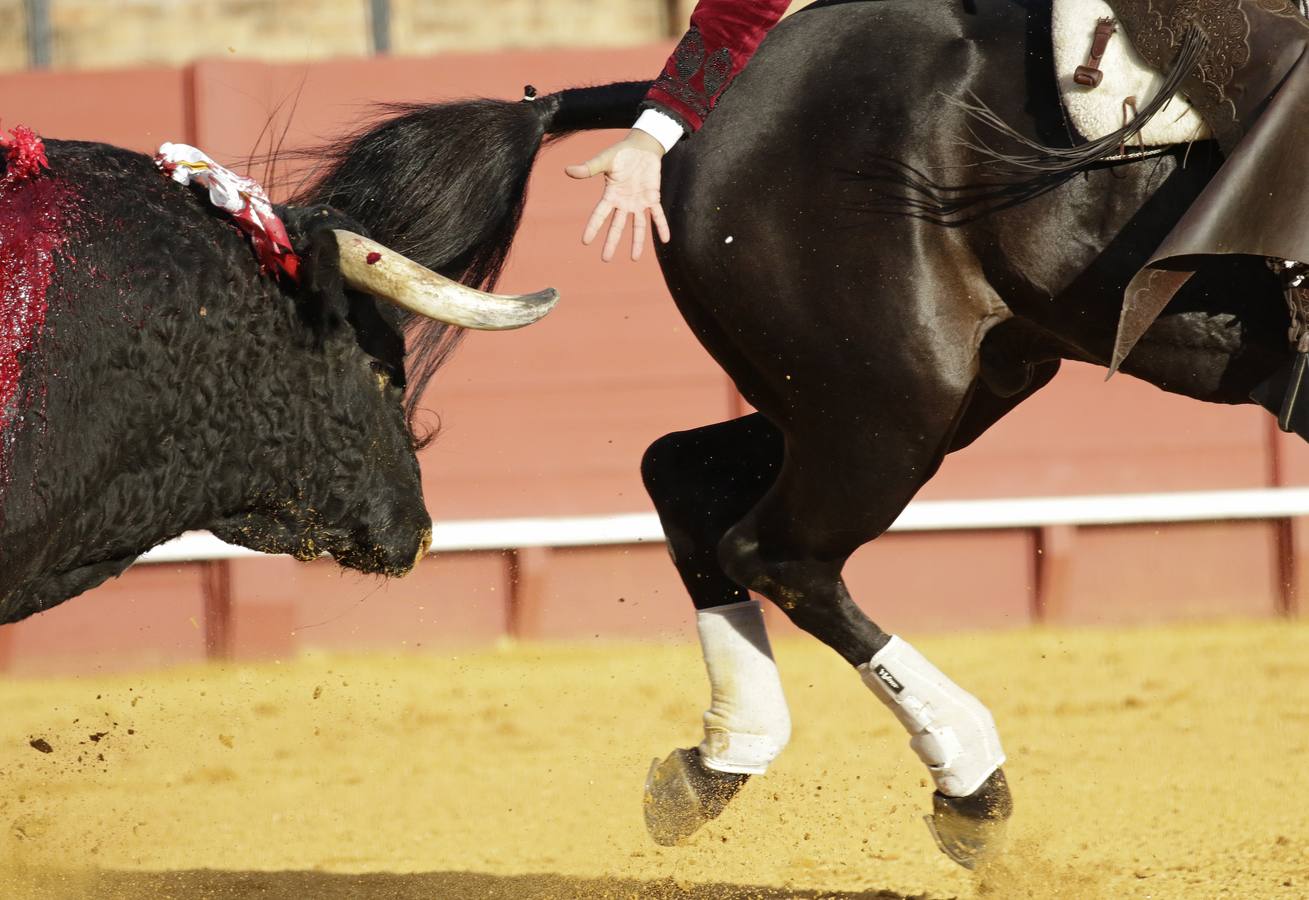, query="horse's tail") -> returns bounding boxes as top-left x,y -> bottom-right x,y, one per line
291,81 -> 649,443
535,81 -> 653,139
